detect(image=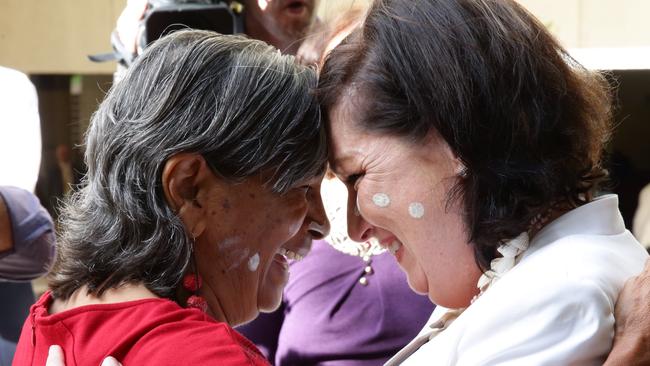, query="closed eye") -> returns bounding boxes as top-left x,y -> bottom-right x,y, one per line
345,173 -> 363,191
345,173 -> 360,184
301,185 -> 311,195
